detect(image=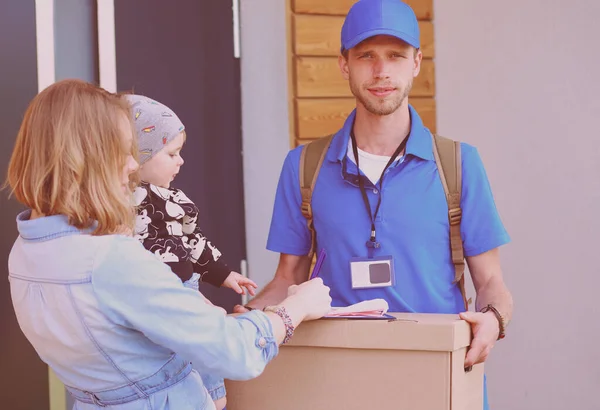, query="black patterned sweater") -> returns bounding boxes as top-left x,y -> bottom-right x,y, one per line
133,182 -> 230,287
